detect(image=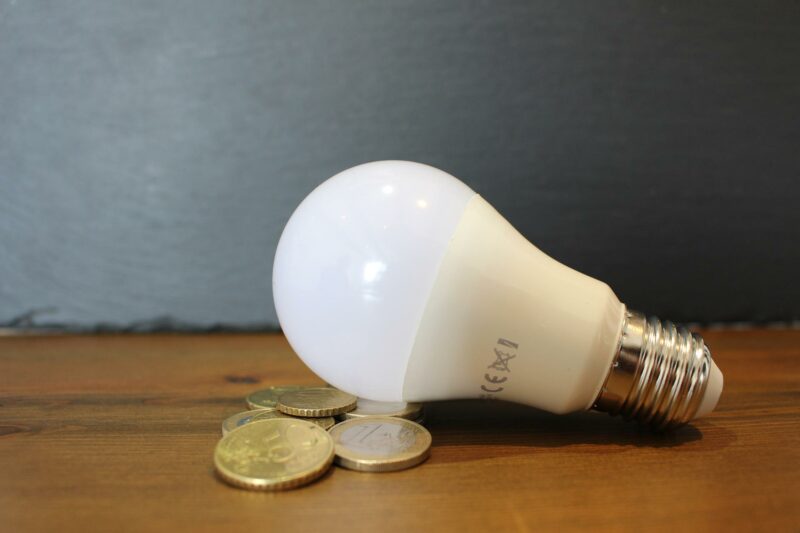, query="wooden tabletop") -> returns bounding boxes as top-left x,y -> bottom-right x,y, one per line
1,329 -> 798,532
